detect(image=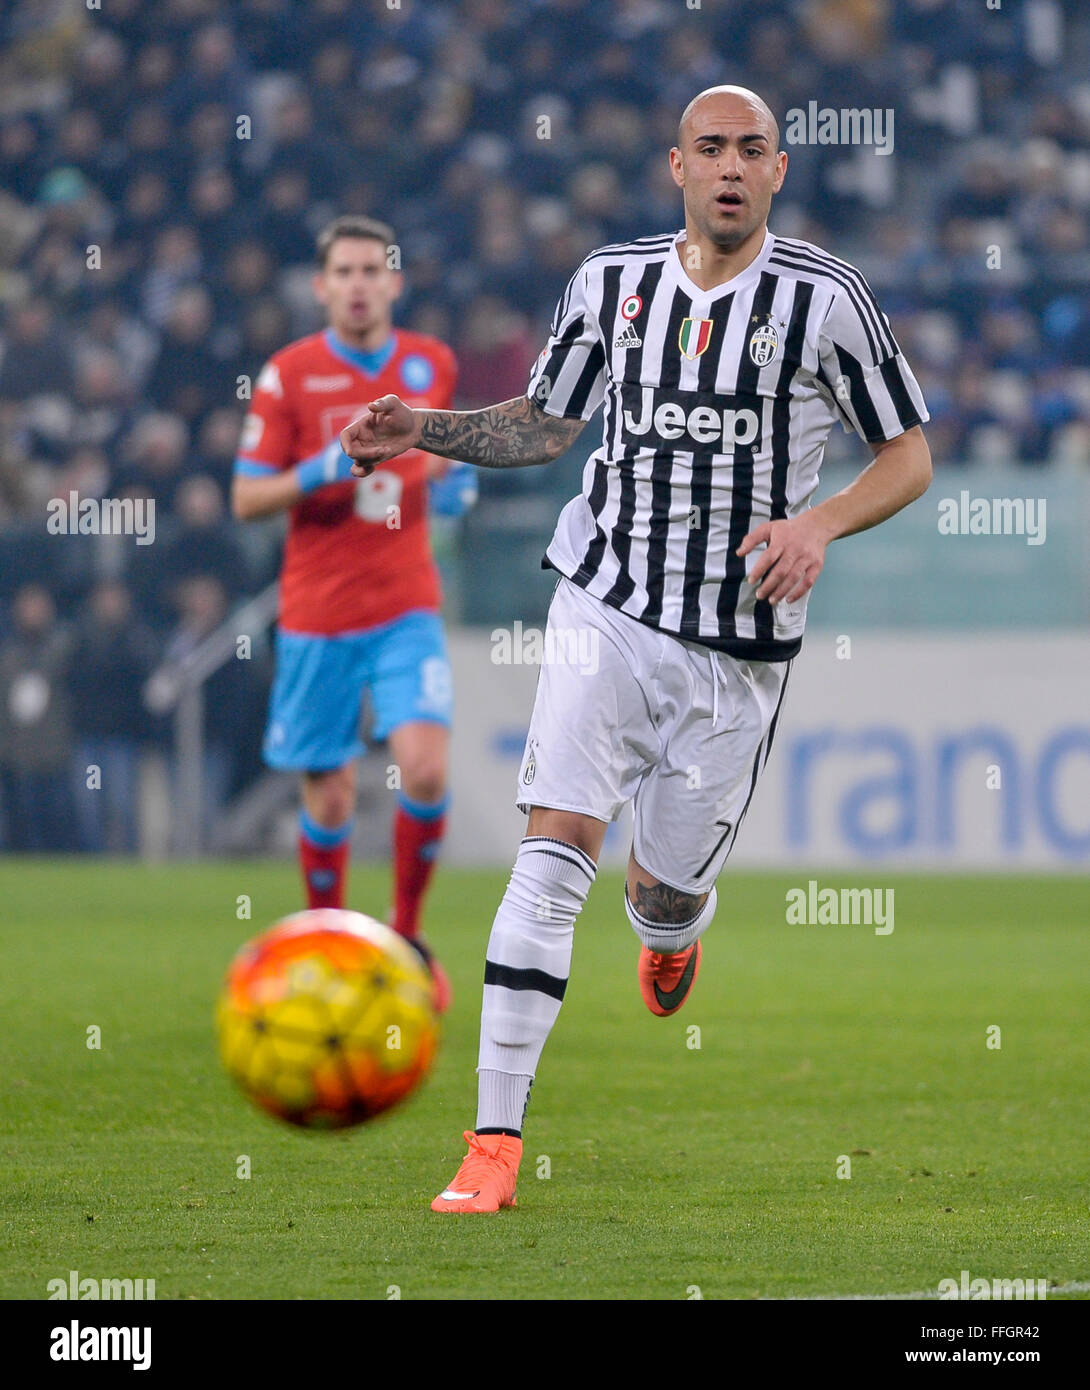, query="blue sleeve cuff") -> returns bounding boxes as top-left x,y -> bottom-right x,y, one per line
296,442 -> 357,493
233,457 -> 280,478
